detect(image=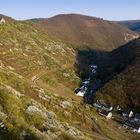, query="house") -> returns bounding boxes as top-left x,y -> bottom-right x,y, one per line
124,120 -> 140,133
113,105 -> 121,111
75,86 -> 87,97
102,104 -> 113,112
0,17 -> 6,24
91,65 -> 98,69
93,101 -> 102,108
74,88 -> 81,94
90,65 -> 98,74
134,113 -> 140,124
98,110 -> 112,119
122,109 -> 133,118
92,69 -> 96,74
93,101 -> 113,112
83,80 -> 90,85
